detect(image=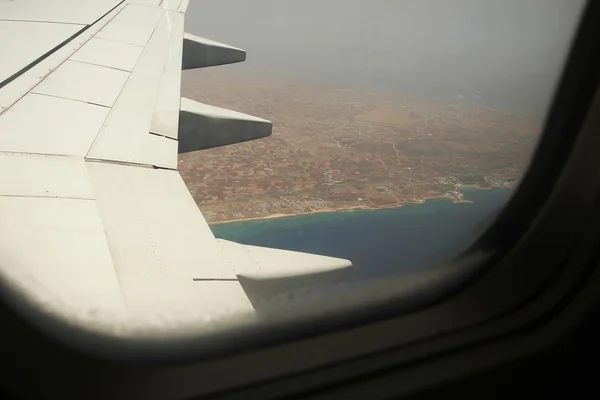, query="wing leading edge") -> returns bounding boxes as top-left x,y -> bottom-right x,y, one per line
0,0 -> 352,339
